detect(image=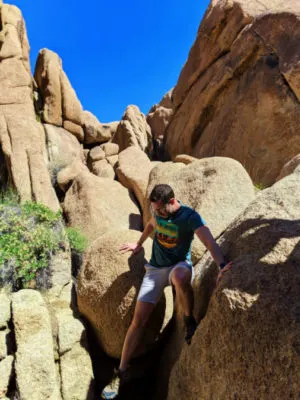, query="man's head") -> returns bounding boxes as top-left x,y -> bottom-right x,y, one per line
149,184 -> 177,217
